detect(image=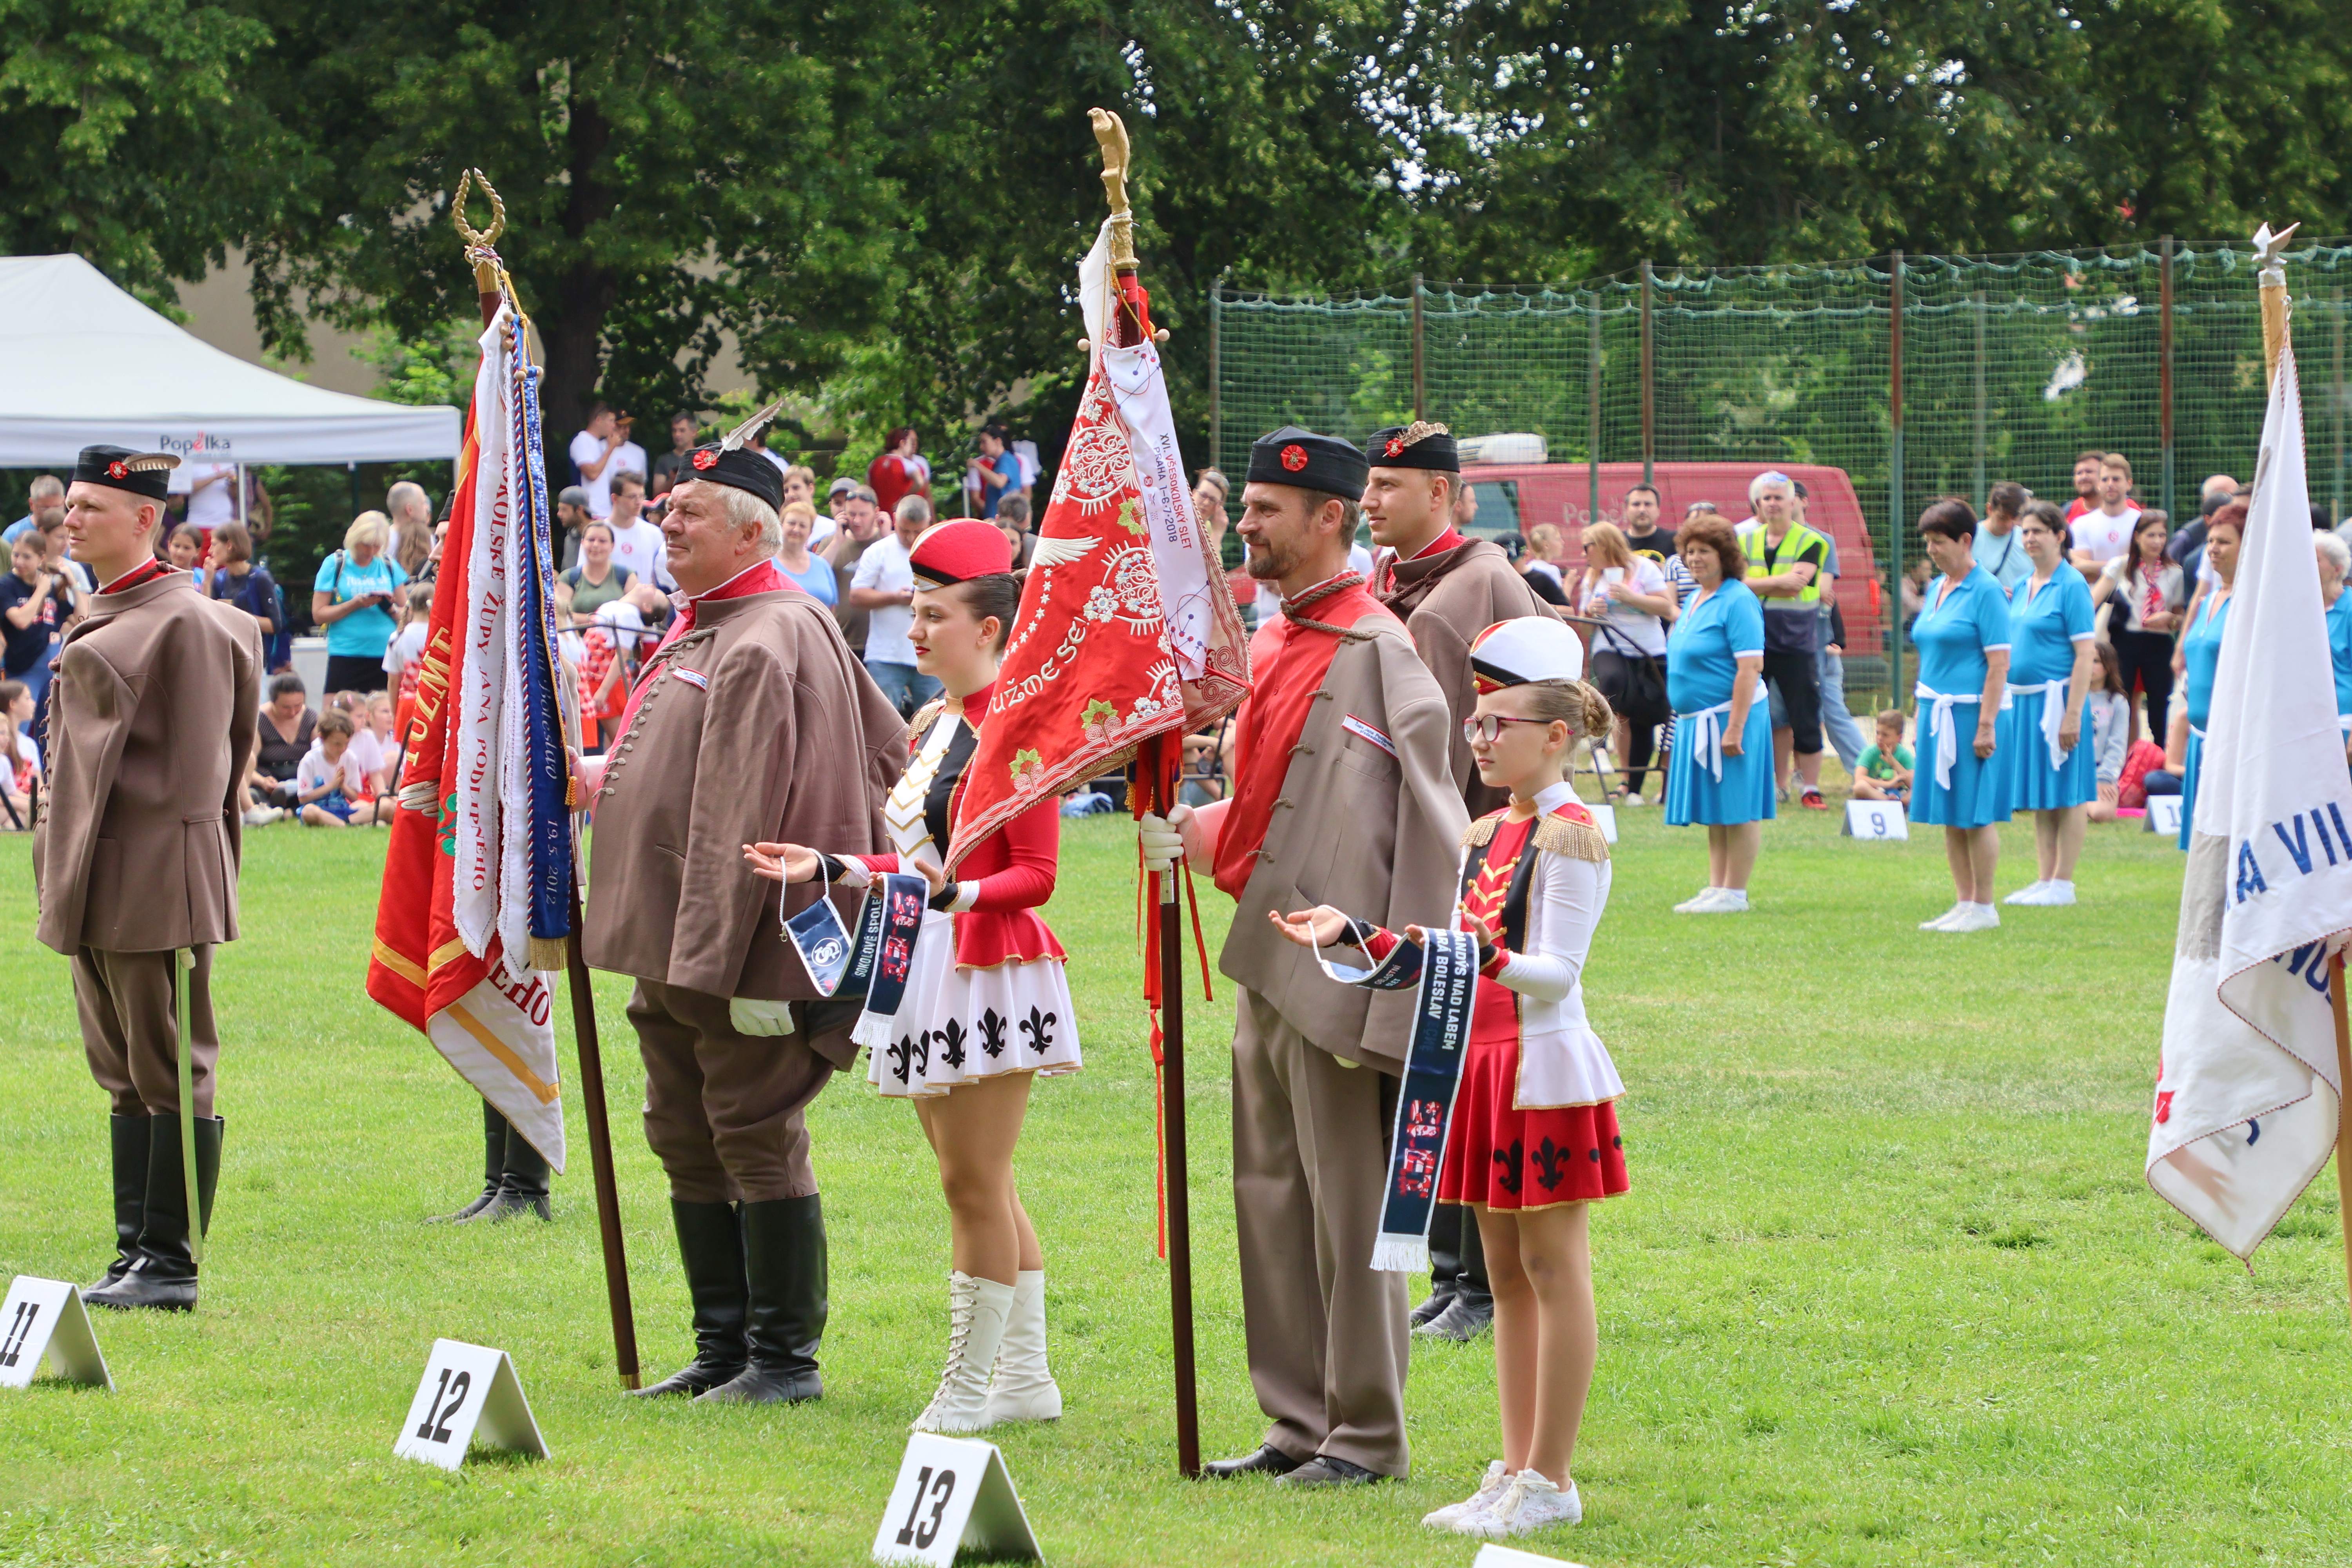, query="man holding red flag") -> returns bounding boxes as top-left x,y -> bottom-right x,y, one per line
578,423 -> 905,1406
1142,426 -> 1466,1488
